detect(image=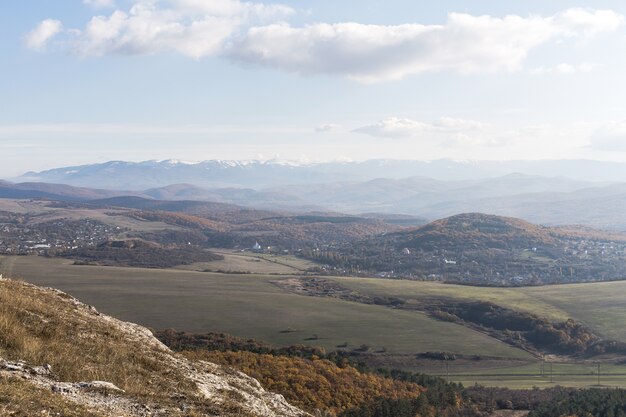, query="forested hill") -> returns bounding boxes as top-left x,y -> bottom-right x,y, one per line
395,213 -> 558,251
305,213 -> 626,286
